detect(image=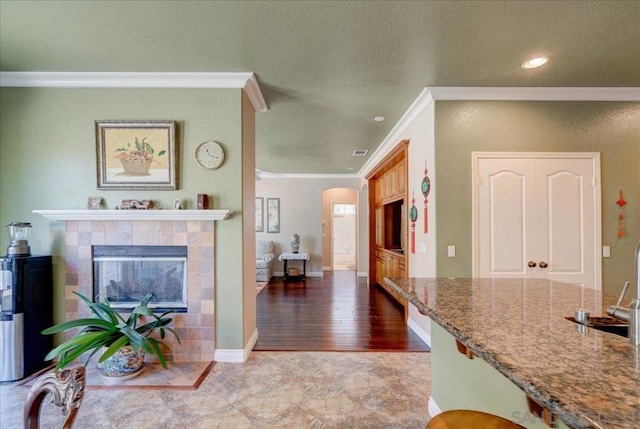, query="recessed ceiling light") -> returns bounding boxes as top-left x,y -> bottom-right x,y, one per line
374,116 -> 386,122
348,168 -> 354,171
521,57 -> 548,69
